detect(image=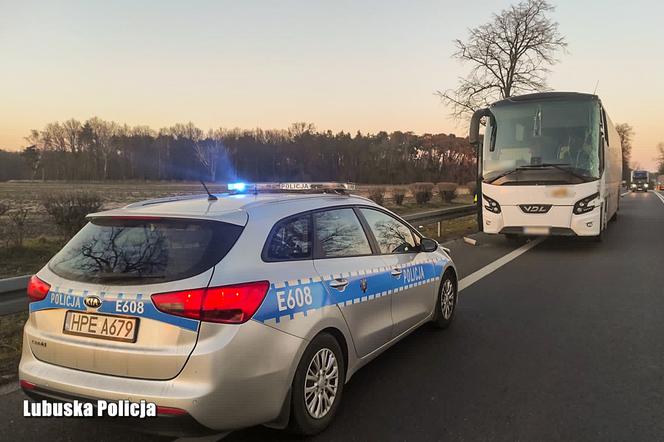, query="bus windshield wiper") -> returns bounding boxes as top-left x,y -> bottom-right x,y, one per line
486,163 -> 595,184
516,163 -> 594,182
485,169 -> 520,183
